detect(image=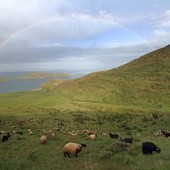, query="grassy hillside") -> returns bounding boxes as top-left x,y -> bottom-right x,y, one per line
46,45 -> 169,113
0,45 -> 169,114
